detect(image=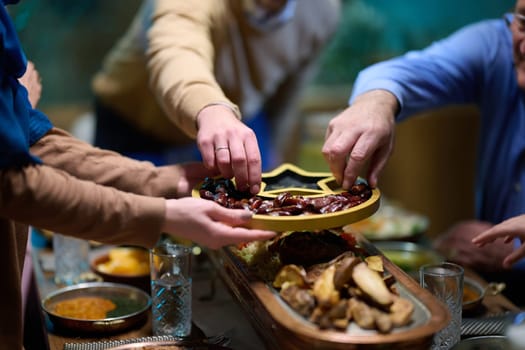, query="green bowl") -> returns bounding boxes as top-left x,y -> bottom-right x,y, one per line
374,241 -> 444,274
